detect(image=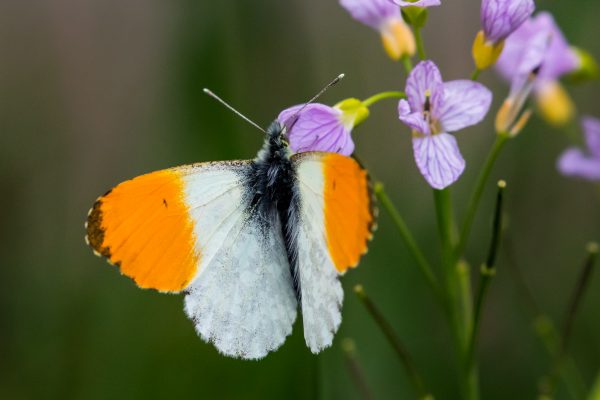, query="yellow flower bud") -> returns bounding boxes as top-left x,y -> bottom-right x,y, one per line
566,46 -> 599,84
334,98 -> 370,129
380,18 -> 416,61
536,81 -> 575,127
472,30 -> 505,70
